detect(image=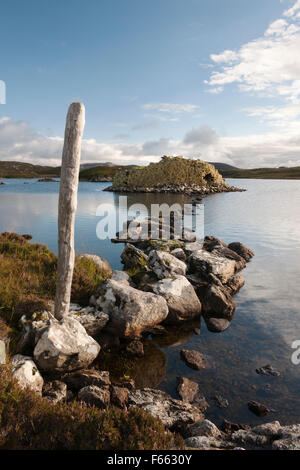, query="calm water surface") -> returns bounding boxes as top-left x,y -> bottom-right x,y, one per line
1,178 -> 300,426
